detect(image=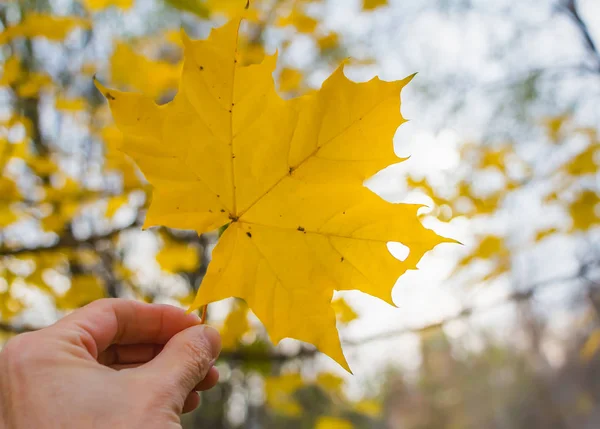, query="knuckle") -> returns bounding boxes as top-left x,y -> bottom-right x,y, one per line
181,339 -> 212,375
